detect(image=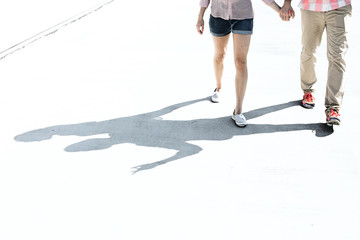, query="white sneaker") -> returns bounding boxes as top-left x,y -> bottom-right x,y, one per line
232,112 -> 247,127
211,88 -> 220,103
